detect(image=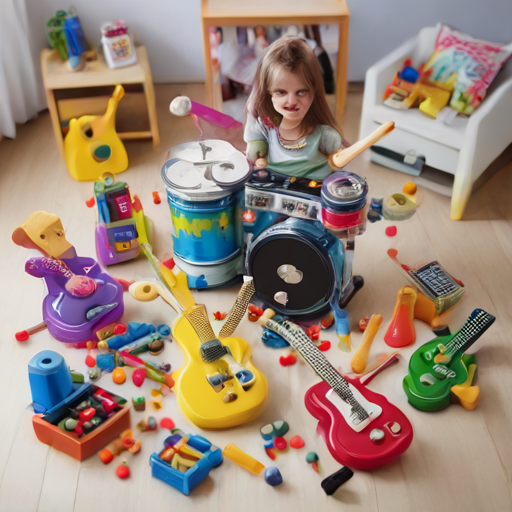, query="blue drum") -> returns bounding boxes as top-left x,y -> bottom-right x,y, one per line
165,192 -> 241,264
247,217 -> 344,319
161,140 -> 250,288
244,169 -> 368,320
